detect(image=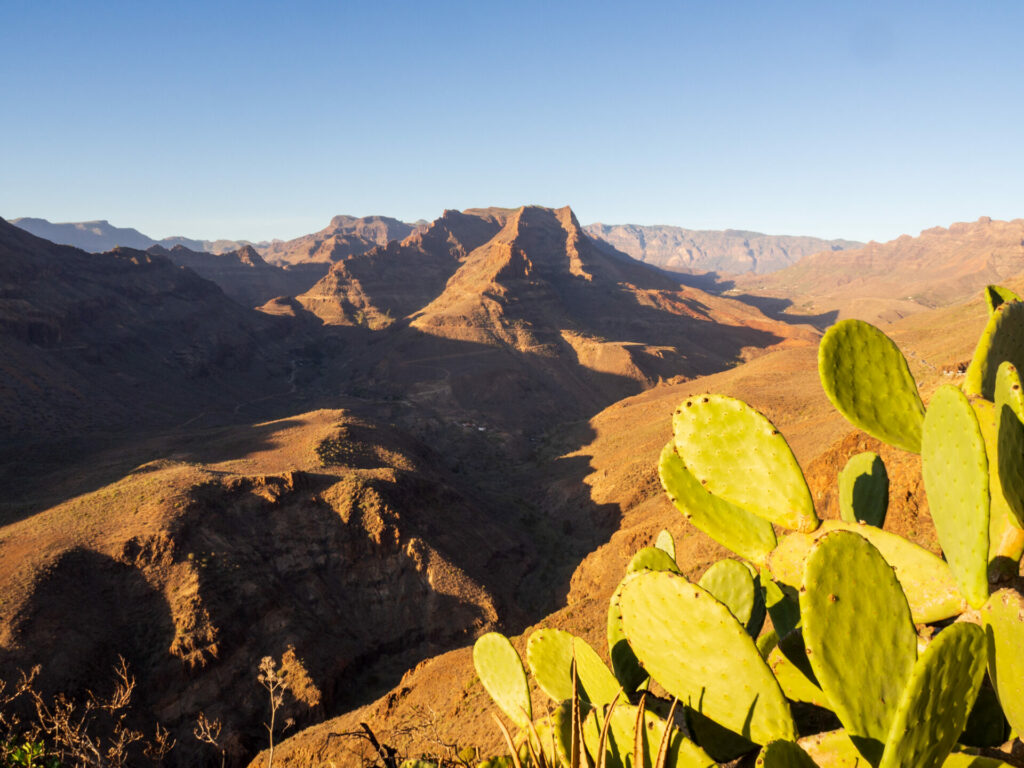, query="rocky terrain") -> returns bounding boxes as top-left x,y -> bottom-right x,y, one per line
584,223 -> 860,275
